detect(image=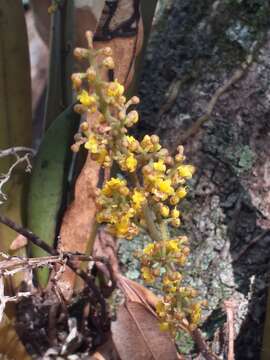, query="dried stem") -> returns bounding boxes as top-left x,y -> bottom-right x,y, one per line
224,300 -> 235,360
0,214 -> 112,323
191,328 -> 220,360
0,146 -> 36,203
